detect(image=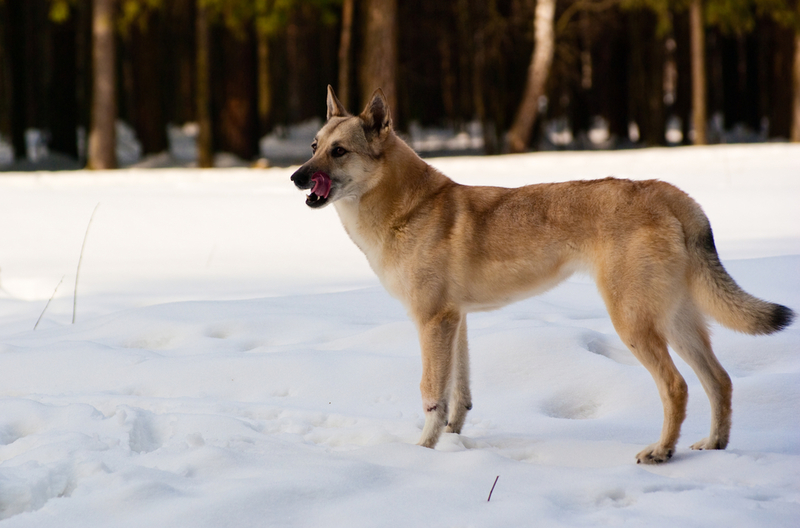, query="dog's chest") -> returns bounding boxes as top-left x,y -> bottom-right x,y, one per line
334,200 -> 407,298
